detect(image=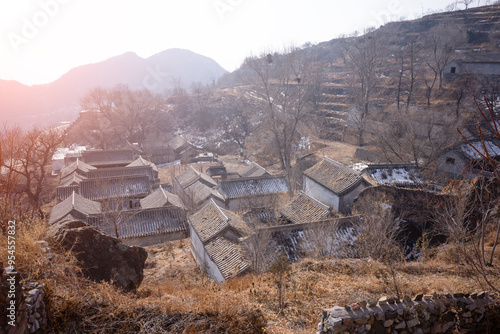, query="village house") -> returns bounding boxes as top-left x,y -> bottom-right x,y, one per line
362,163 -> 425,188
189,199 -> 252,283
48,191 -> 102,225
237,161 -> 270,178
142,146 -> 176,165
444,53 -> 500,77
303,157 -> 369,215
81,149 -> 135,168
438,140 -> 500,179
216,175 -> 290,212
172,166 -> 225,210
